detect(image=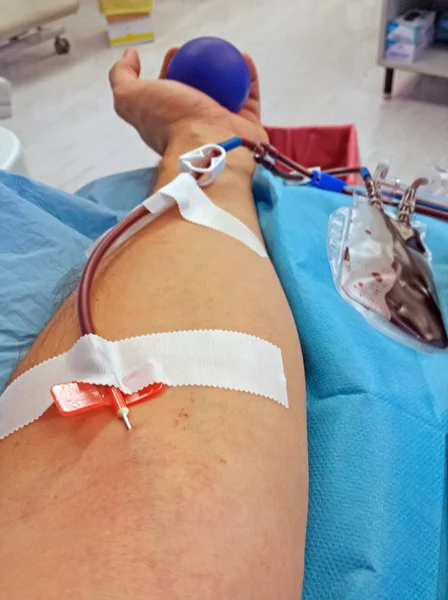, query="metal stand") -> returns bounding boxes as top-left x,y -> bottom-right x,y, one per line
0,26 -> 70,60
383,68 -> 394,98
0,77 -> 12,119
